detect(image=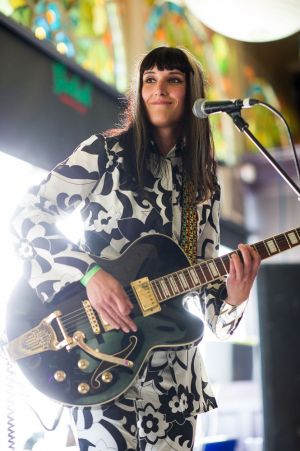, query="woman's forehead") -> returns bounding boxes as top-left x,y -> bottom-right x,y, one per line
143,67 -> 186,75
